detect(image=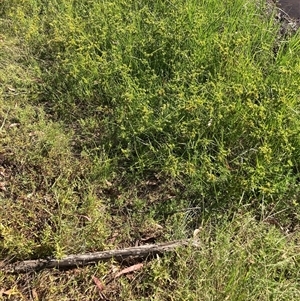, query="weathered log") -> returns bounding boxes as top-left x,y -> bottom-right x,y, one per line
2,239 -> 200,274
277,0 -> 300,21
268,0 -> 300,33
